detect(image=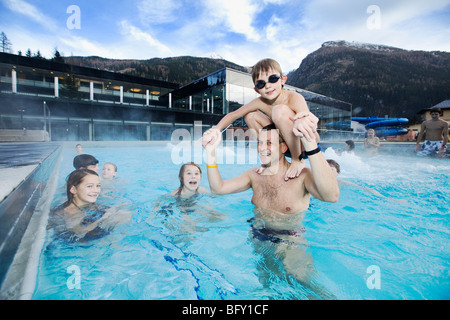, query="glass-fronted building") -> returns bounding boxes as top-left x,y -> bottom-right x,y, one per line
1,53 -> 352,142
0,53 -> 221,141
